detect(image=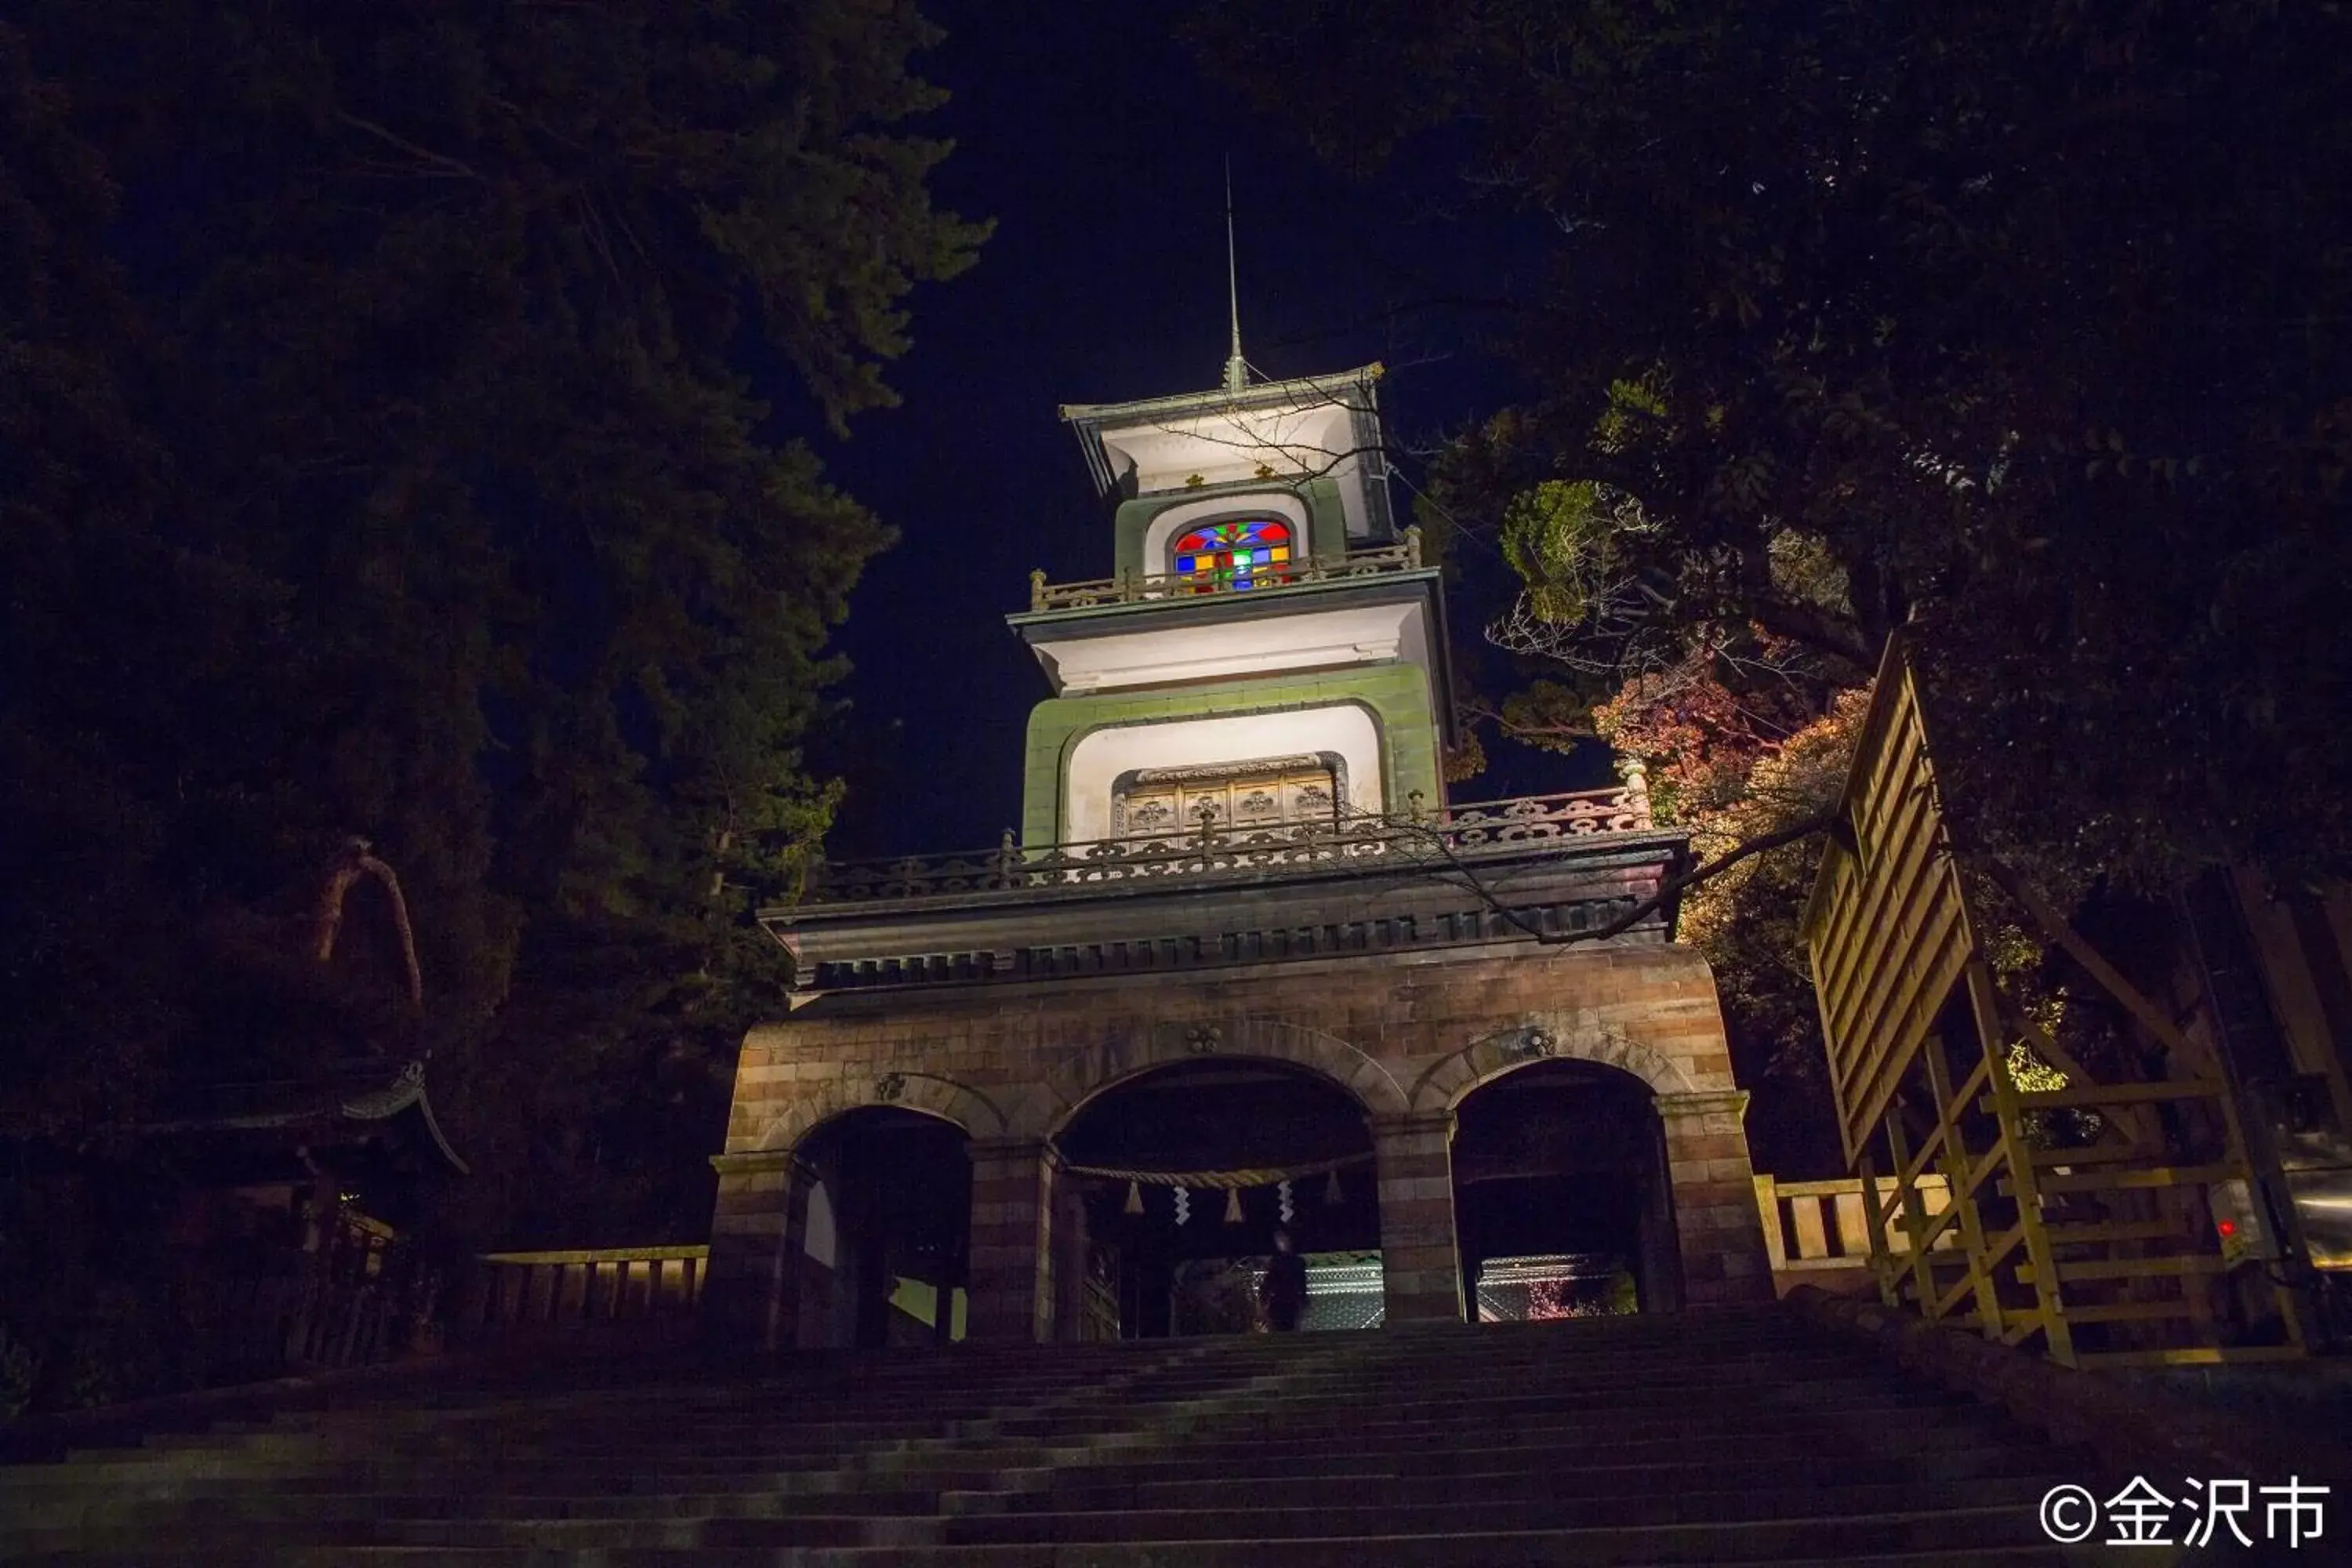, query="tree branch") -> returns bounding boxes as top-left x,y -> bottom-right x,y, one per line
1743,593 -> 1874,666
336,112 -> 484,183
